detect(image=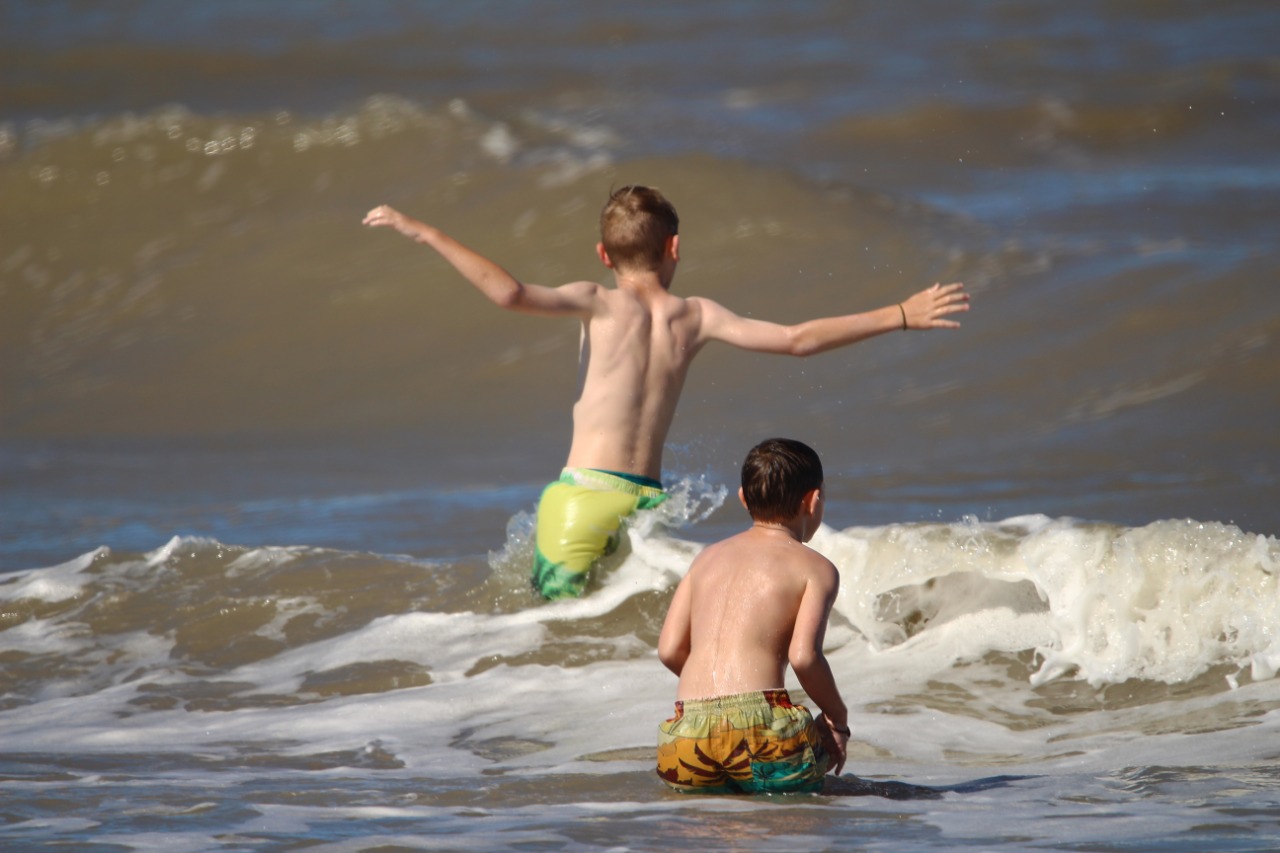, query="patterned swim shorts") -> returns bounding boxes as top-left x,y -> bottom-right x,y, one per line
656,689 -> 830,795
